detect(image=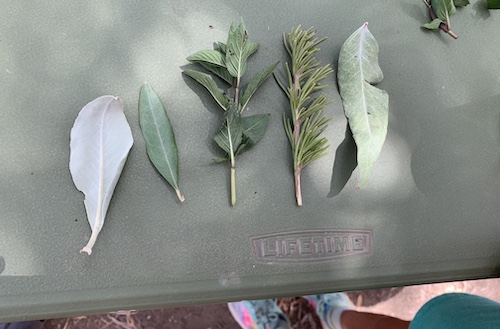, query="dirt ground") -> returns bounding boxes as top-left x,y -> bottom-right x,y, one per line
42,278 -> 500,329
